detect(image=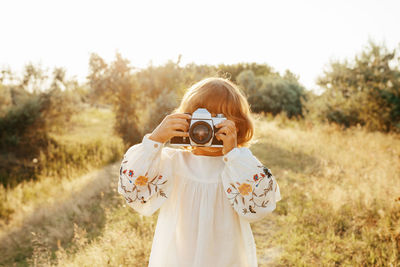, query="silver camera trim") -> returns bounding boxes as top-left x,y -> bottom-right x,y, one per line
170,108 -> 226,147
